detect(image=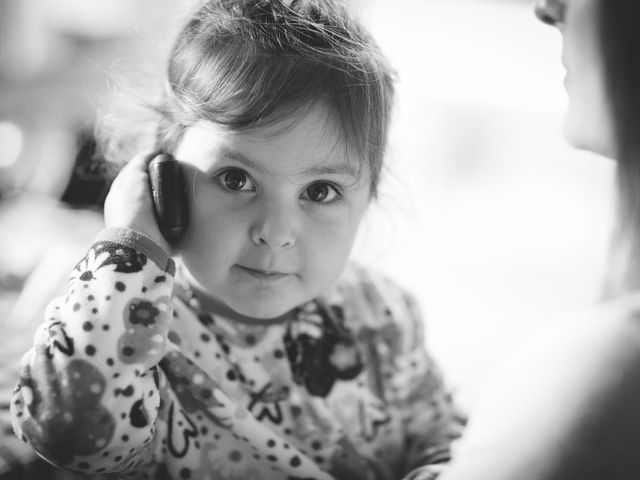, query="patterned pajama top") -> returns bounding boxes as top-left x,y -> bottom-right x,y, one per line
10,228 -> 465,480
